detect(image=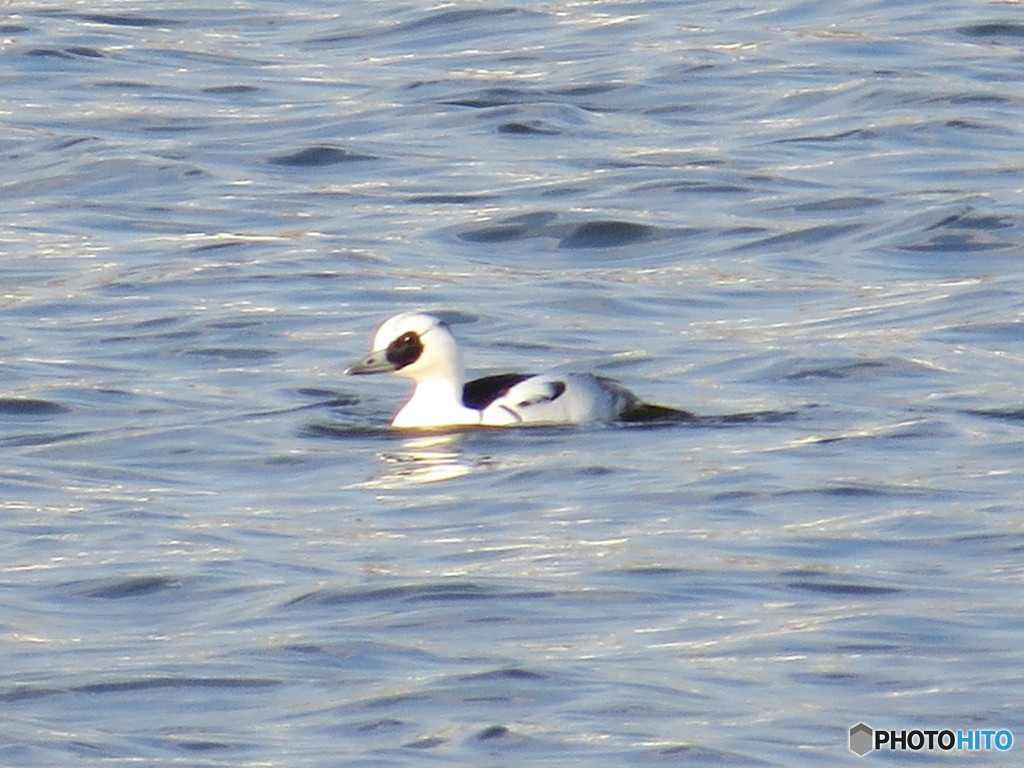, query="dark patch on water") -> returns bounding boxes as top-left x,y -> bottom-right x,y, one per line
610,566 -> 694,577
301,421 -> 394,439
457,223 -> 533,243
558,220 -> 666,248
476,724 -> 514,741
188,240 -> 247,253
786,580 -> 904,596
444,87 -> 547,109
285,582 -> 553,608
736,222 -> 864,251
71,13 -> 179,27
767,357 -> 929,382
964,407 -> 1024,424
67,46 -> 105,58
26,47 -> 105,59
356,718 -> 406,733
785,360 -> 888,380
296,389 -> 362,410
452,211 -> 556,243
51,136 -> 95,150
67,575 -> 180,600
451,212 -> 675,249
771,128 -> 876,145
165,736 -> 232,752
0,677 -> 280,703
684,410 -> 798,427
406,193 -> 497,204
634,179 -> 751,195
268,146 -> 378,166
933,322 -> 1024,344
789,196 -> 884,213
0,430 -> 92,448
444,82 -> 625,110
889,207 -> 1018,252
782,568 -> 905,596
958,22 -> 1024,39
201,84 -> 260,94
460,667 -> 547,682
791,670 -> 867,685
0,398 -> 69,415
897,232 -> 1012,252
398,7 -> 521,30
404,735 -> 446,749
498,120 -> 561,135
76,677 -> 280,694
